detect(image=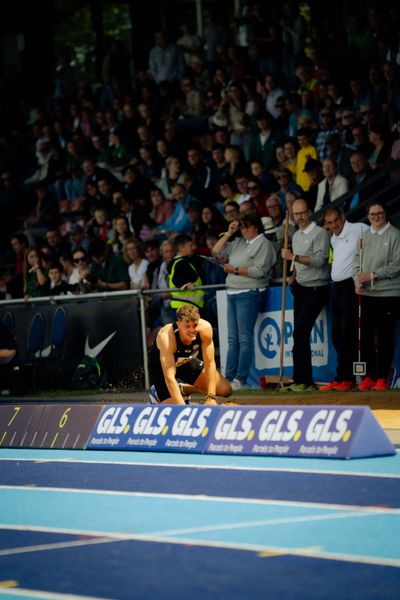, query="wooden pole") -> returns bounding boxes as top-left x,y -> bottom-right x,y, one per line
277,211 -> 290,389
